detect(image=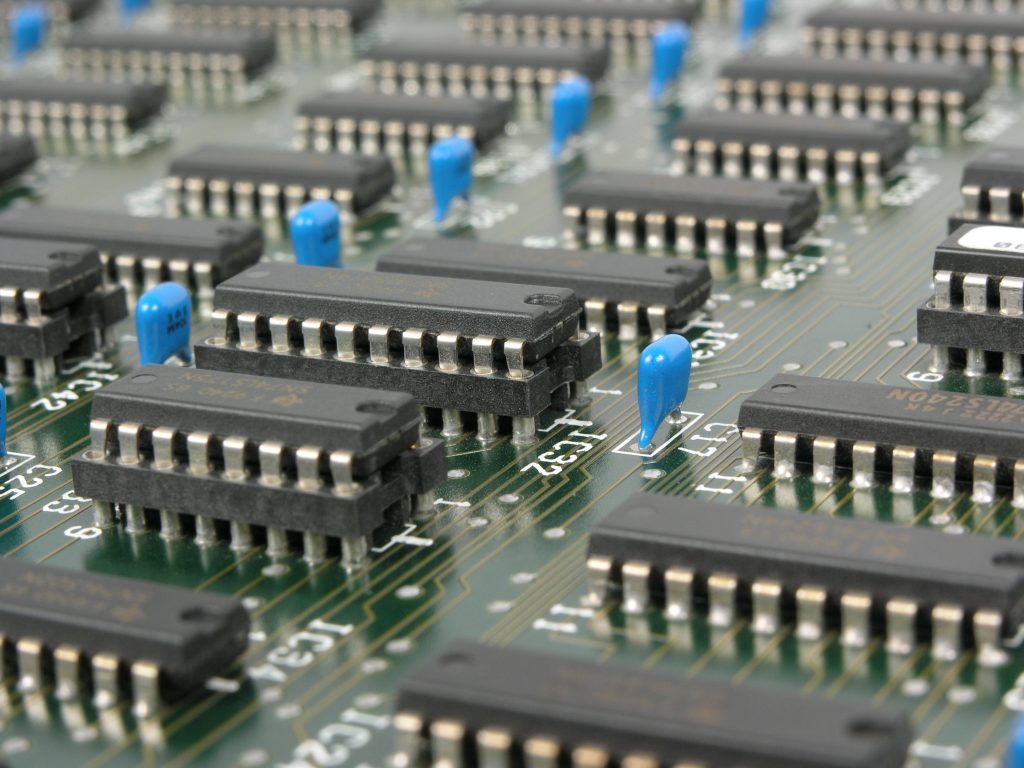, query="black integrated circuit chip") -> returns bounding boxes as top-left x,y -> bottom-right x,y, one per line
166,144 -> 396,220
171,0 -> 382,36
0,78 -> 167,142
738,373 -> 1024,504
716,54 -> 989,125
0,238 -> 102,310
0,238 -> 126,384
0,557 -> 248,717
376,237 -> 712,338
0,133 -> 37,184
295,91 -> 514,154
360,37 -> 611,99
192,263 -> 602,445
918,223 -> 1024,378
589,492 -> 1024,664
61,29 -> 278,86
563,171 -> 820,260
952,144 -> 1024,229
72,365 -> 447,567
0,206 -> 264,299
673,108 -> 911,185
394,640 -> 914,768
802,5 -> 1024,68
460,0 -> 700,47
